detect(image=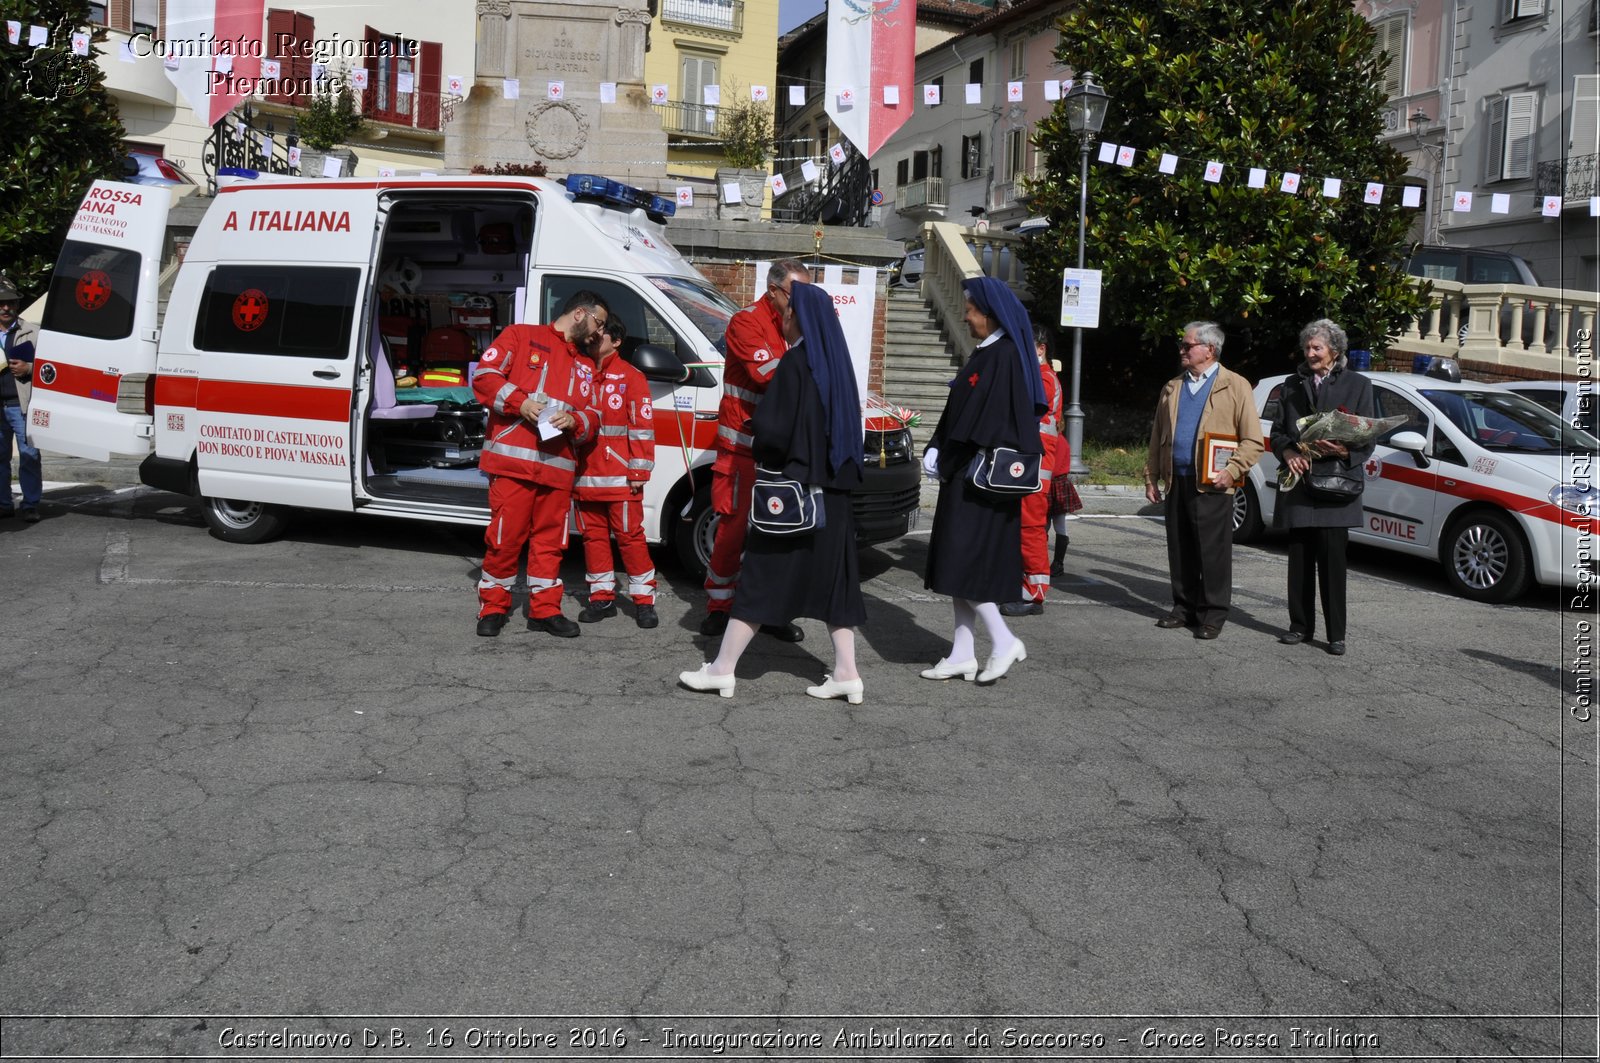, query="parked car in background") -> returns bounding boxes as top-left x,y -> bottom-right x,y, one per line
1500,380 -> 1597,436
1234,369 -> 1596,602
121,152 -> 195,188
